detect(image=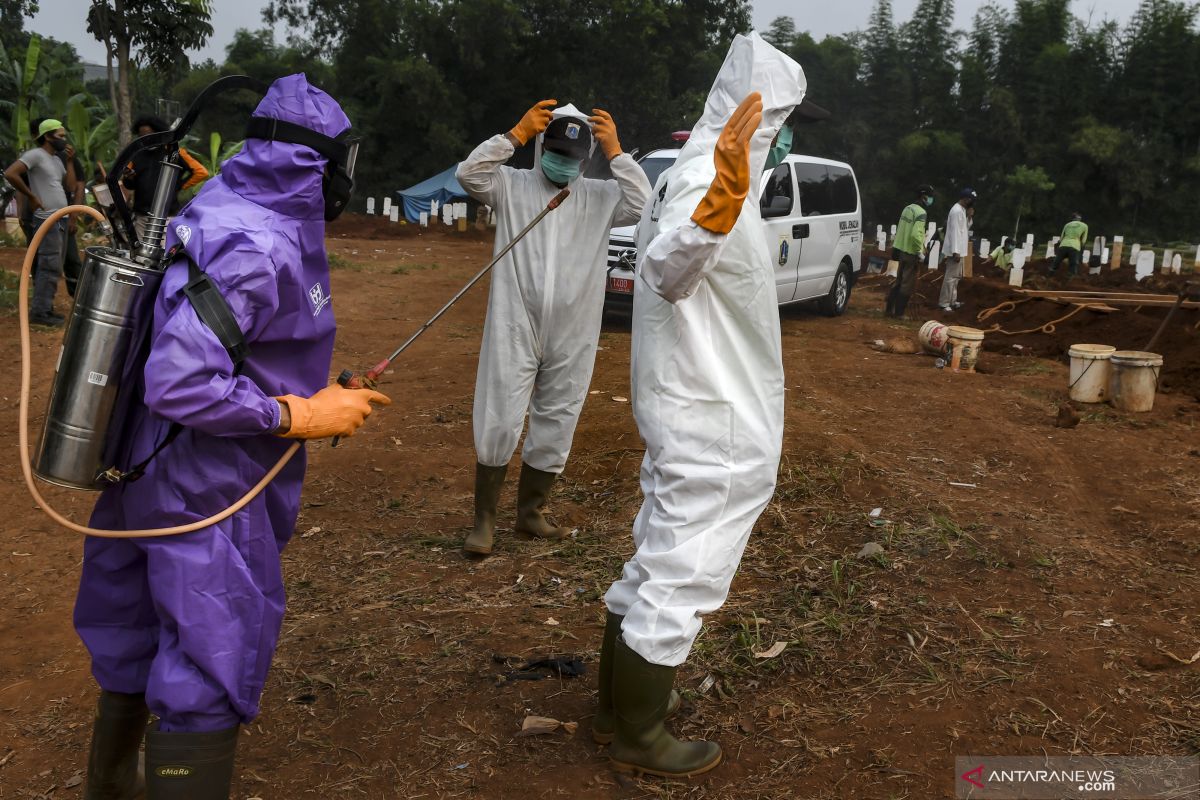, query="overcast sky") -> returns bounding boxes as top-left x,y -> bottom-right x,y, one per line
37,0 -> 1145,66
